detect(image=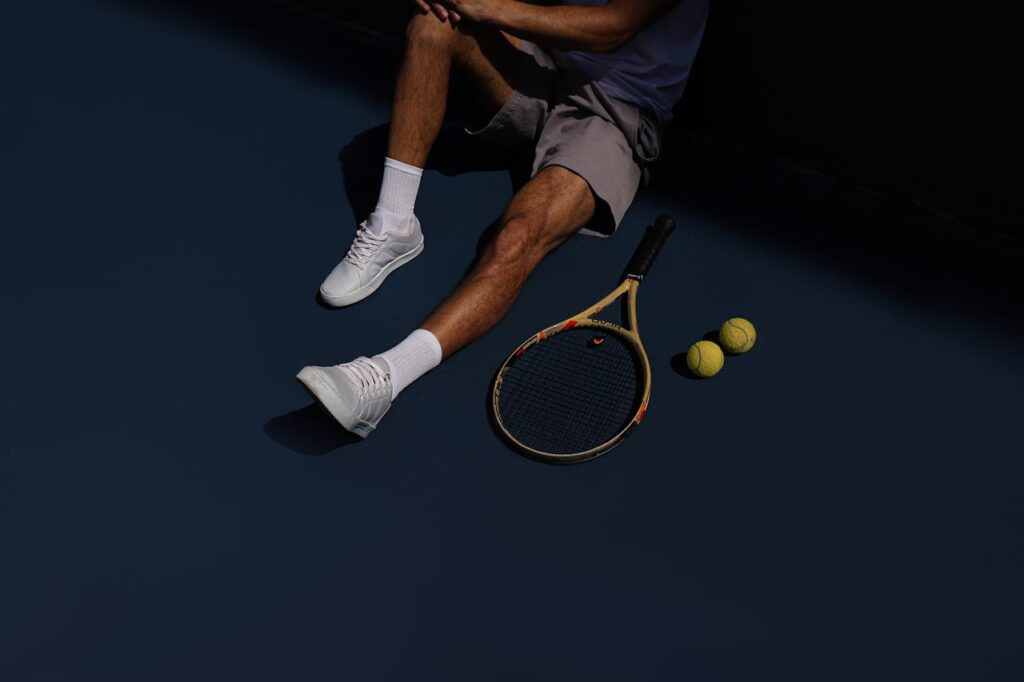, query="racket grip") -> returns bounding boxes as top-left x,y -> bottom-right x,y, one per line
626,215 -> 676,279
